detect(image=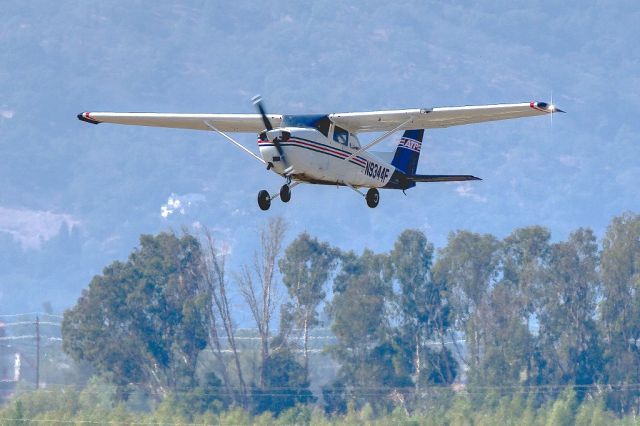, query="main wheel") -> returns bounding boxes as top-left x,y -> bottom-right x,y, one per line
280,184 -> 291,203
366,188 -> 379,208
257,190 -> 271,211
